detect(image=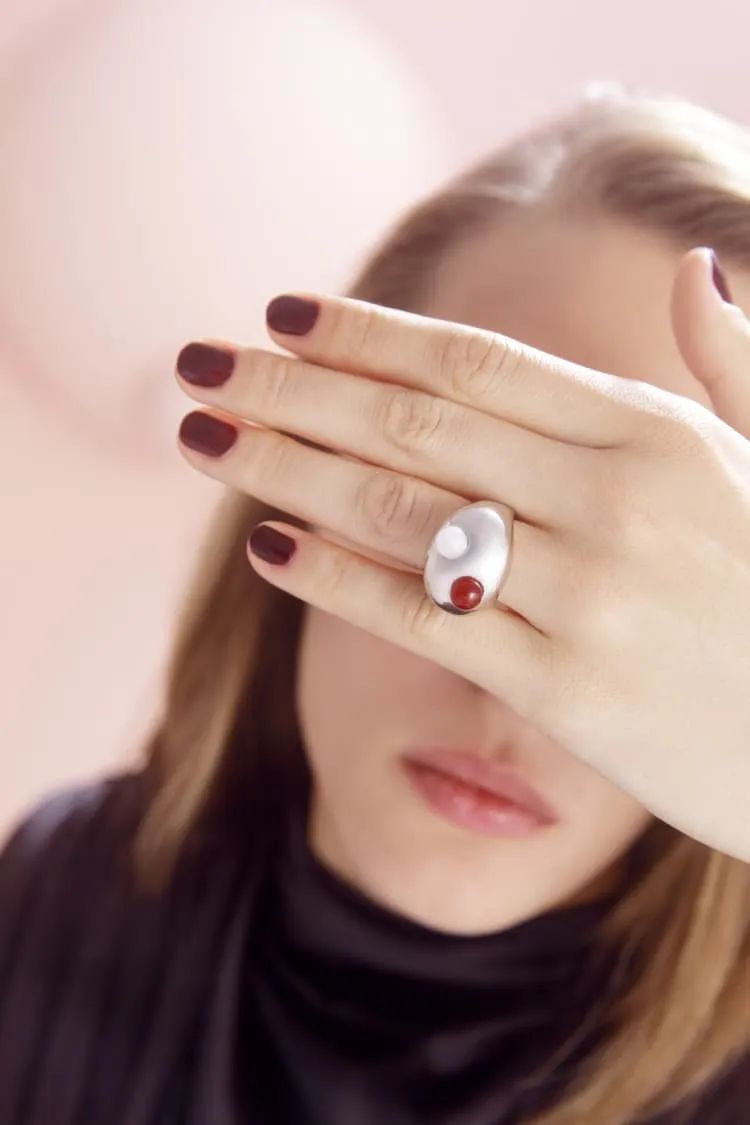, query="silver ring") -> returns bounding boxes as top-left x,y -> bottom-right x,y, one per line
423,501 -> 514,615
